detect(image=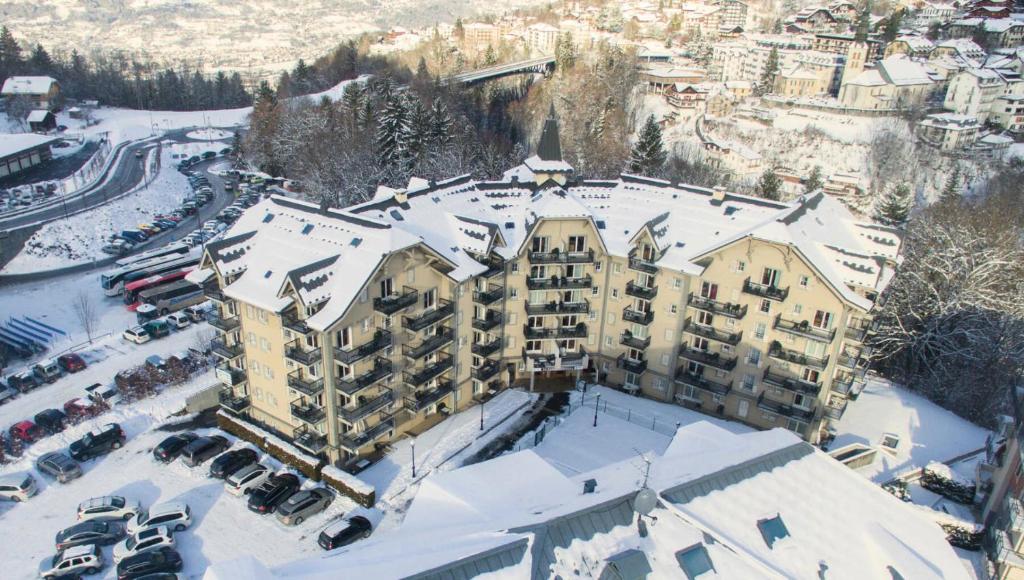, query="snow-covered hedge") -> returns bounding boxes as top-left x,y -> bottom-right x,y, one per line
921,462 -> 976,505
882,479 -> 911,502
216,411 -> 322,478
321,466 -> 375,508
912,504 -> 984,550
